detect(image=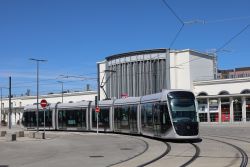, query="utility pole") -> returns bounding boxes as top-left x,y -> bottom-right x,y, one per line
30,58 -> 47,132
57,81 -> 64,103
8,76 -> 12,129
